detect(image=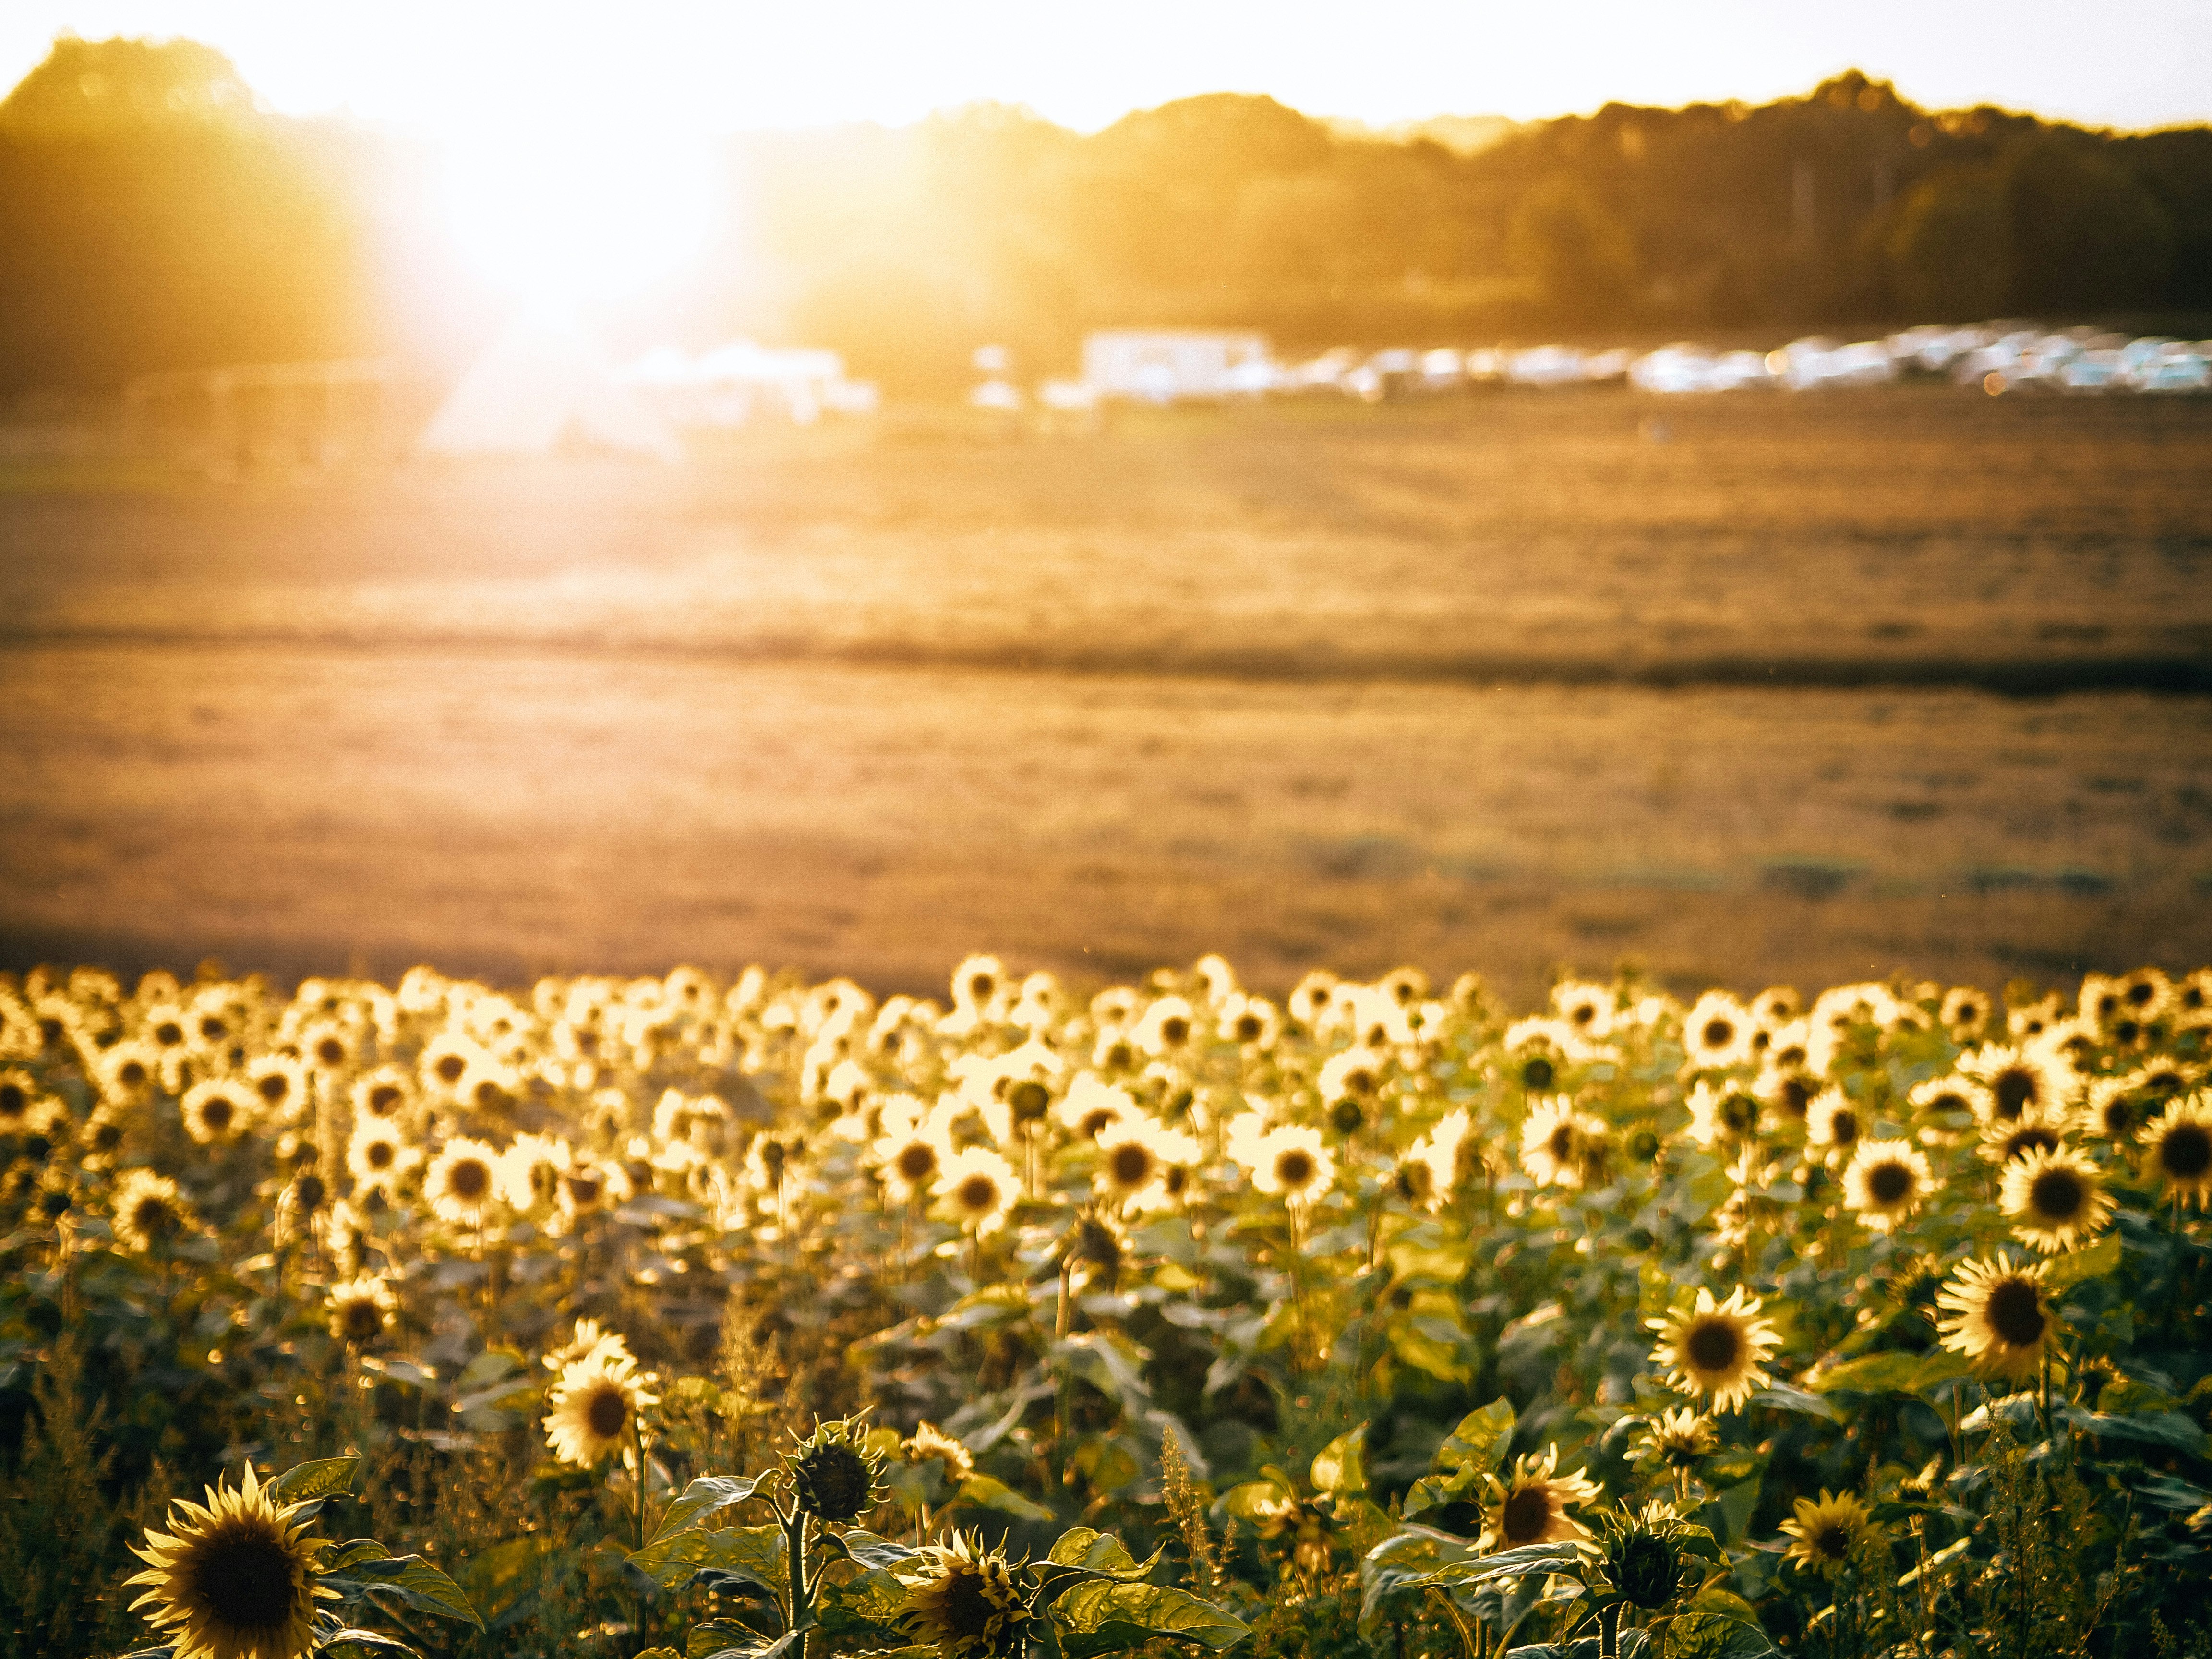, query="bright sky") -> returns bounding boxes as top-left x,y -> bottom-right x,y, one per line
10,1 -> 2206,306
6,0 -> 2211,136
